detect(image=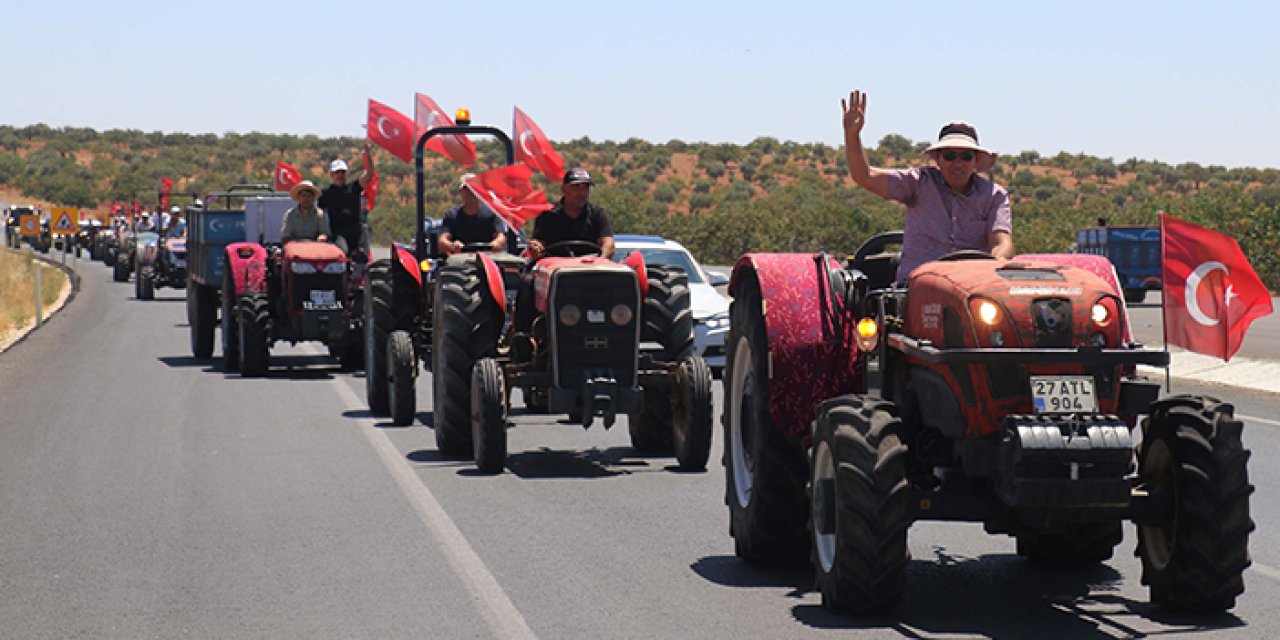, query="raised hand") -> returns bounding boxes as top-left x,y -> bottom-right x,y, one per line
842,90 -> 868,137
